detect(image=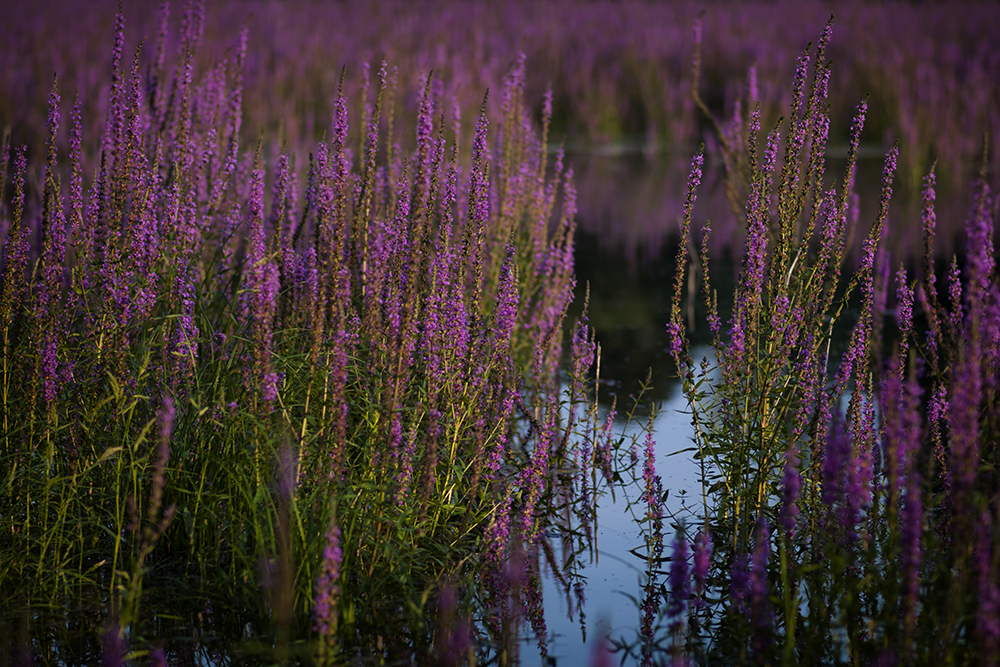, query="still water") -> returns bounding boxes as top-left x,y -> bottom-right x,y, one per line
532,146 -> 734,663
541,381 -> 708,664
538,230 -> 711,664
